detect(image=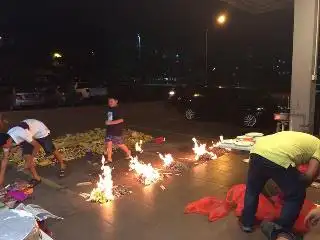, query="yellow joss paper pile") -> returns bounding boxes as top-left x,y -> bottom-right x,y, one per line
7,128 -> 153,167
